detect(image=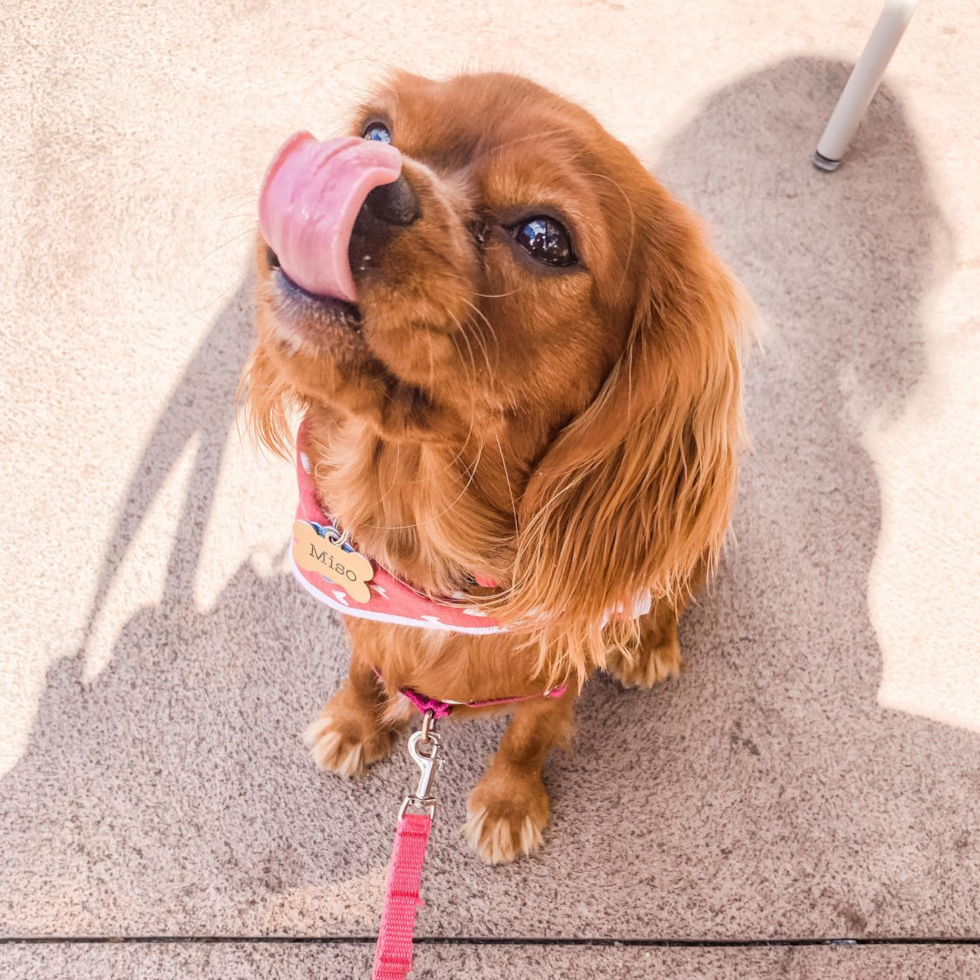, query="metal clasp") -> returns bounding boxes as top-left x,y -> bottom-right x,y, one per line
398,711 -> 443,820
323,524 -> 351,549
